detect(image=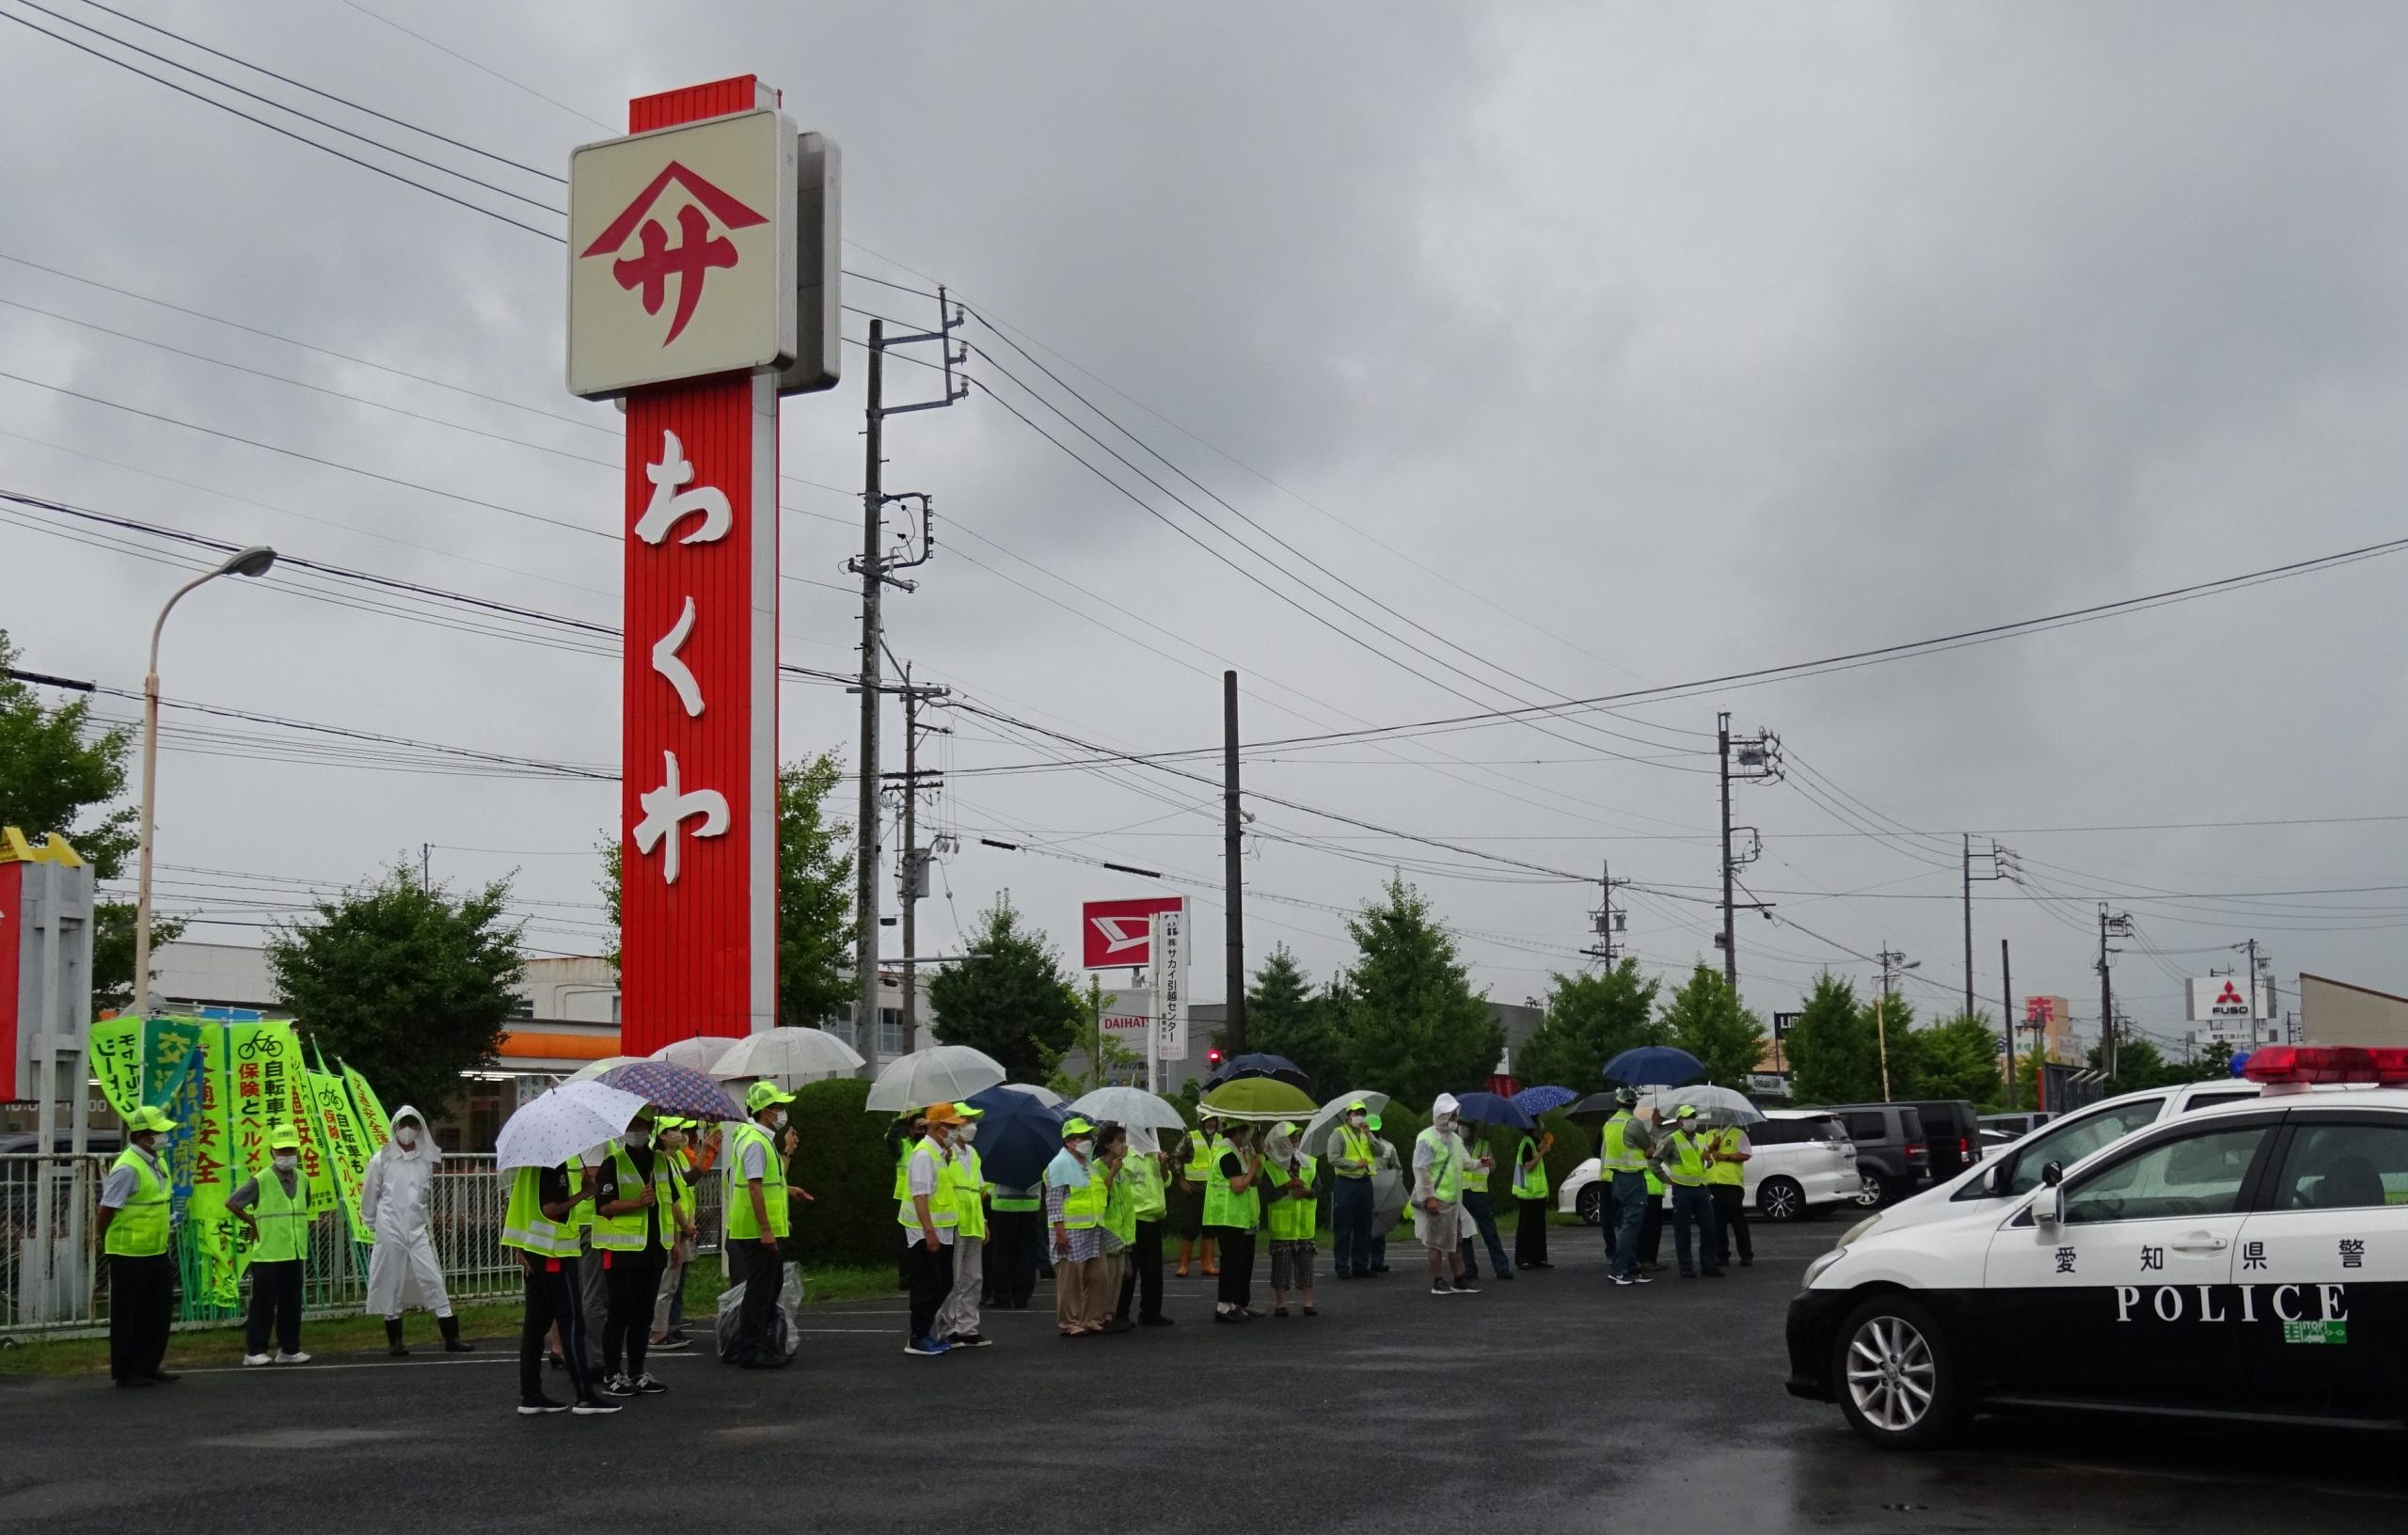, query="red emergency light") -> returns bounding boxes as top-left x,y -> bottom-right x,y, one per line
2241,1045 -> 2408,1087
